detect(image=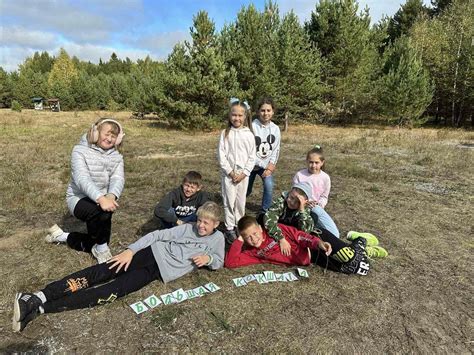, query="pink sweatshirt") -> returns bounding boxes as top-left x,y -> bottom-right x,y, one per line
292,169 -> 331,208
